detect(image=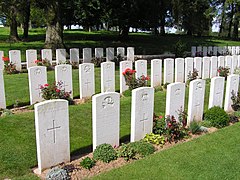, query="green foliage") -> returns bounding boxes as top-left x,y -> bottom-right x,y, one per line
40,81 -> 73,103
0,109 -> 13,117
144,133 -> 165,146
189,121 -> 201,134
163,83 -> 170,89
174,40 -> 187,57
46,167 -> 70,180
93,143 -> 117,163
217,66 -> 229,80
112,54 -> 124,67
199,120 -> 212,128
80,157 -> 96,170
127,141 -> 155,158
231,90 -> 240,111
117,143 -> 136,161
229,115 -> 239,124
153,114 -> 166,135
91,57 -> 105,67
233,111 -> 240,118
204,106 -> 230,128
187,68 -> 198,84
154,85 -> 163,92
35,59 -> 53,70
